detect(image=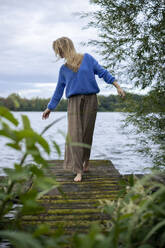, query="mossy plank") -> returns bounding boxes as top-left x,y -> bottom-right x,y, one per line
15,160 -> 129,235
